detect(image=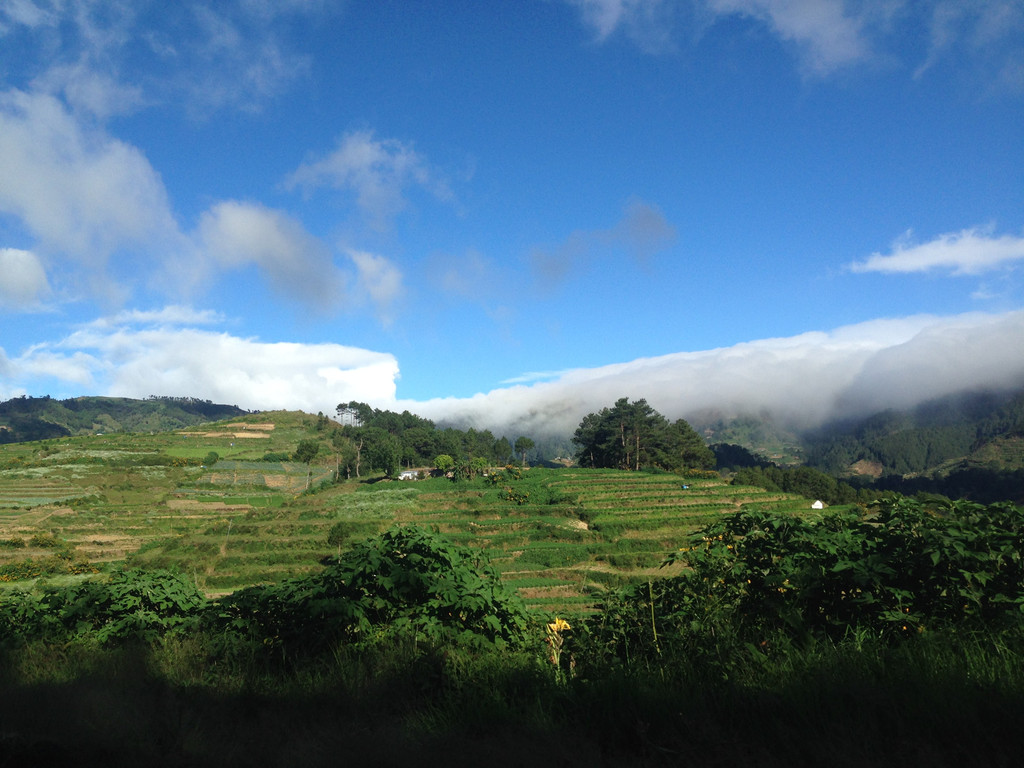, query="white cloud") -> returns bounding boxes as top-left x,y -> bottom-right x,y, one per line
0,89 -> 183,266
432,249 -> 498,300
567,0 -> 1023,84
284,130 -> 452,232
0,1 -> 318,116
7,308 -> 1024,437
569,0 -> 871,71
568,0 -> 679,52
91,331 -> 399,410
8,312 -> 400,412
183,2 -> 312,114
709,0 -> 871,73
609,198 -> 678,262
849,228 -> 1024,275
199,201 -> 347,311
0,247 -> 50,309
348,250 -> 404,324
834,311 -> 1024,414
410,311 -> 1024,437
89,305 -> 226,328
570,0 -> 638,39
34,62 -> 146,119
915,1 -> 1024,92
12,347 -> 101,389
0,0 -> 57,31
